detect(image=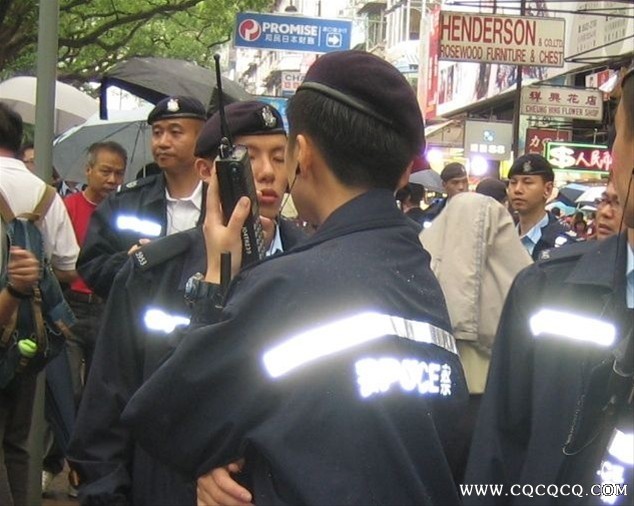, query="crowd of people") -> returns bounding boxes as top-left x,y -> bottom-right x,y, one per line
0,50 -> 632,506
